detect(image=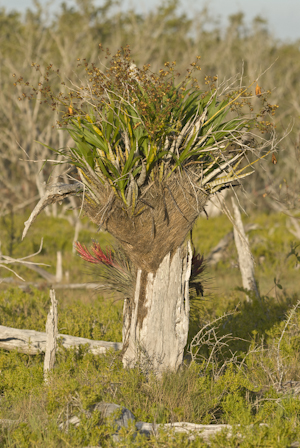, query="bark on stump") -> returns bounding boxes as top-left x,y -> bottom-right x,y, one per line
122,241 -> 192,373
